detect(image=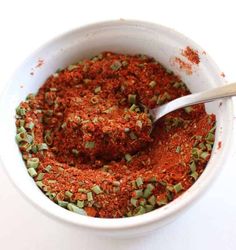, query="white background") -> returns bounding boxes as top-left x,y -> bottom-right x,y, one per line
0,1 -> 236,249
